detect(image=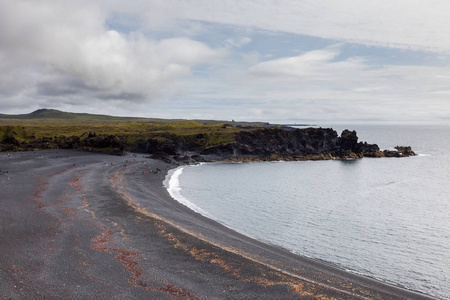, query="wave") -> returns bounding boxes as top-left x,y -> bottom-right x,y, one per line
163,166 -> 213,218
